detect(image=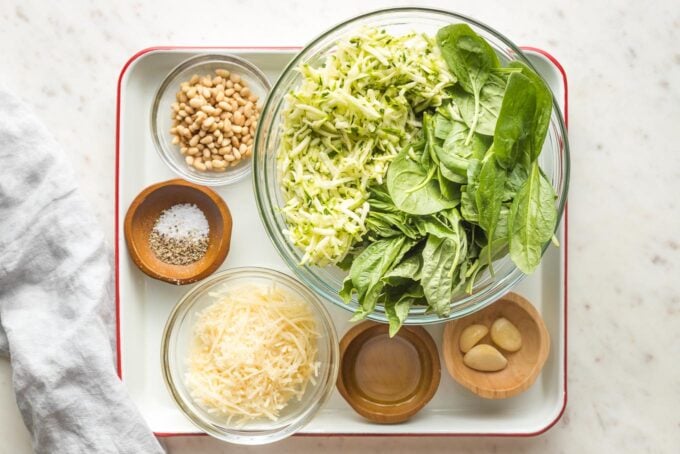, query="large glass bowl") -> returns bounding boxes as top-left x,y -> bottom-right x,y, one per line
253,7 -> 569,325
161,267 -> 339,444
